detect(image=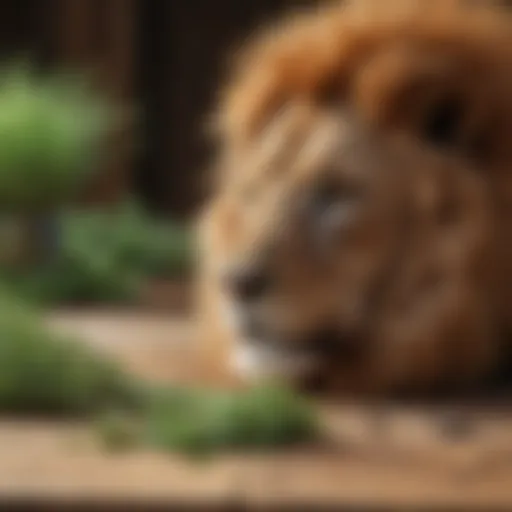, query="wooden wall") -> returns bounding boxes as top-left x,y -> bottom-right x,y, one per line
0,0 -> 316,218
137,0 -> 316,218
